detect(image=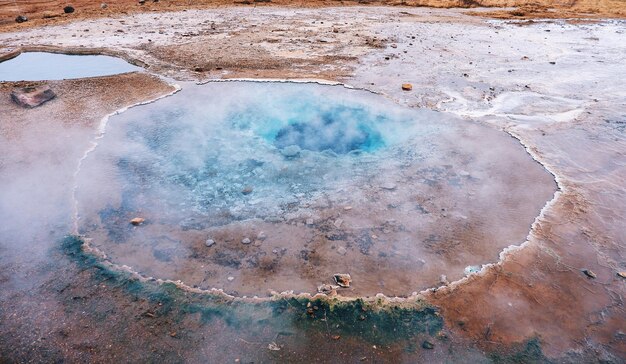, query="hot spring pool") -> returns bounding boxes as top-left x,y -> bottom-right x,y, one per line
74,81 -> 556,297
0,52 -> 141,81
